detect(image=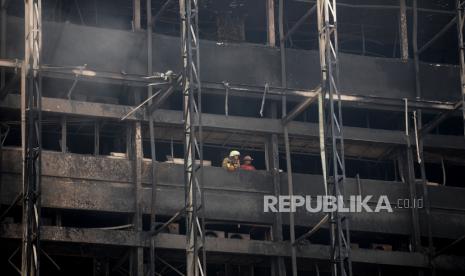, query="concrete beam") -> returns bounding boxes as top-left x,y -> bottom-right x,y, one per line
1,224 -> 464,271
2,95 -> 465,151
37,68 -> 456,112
